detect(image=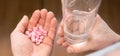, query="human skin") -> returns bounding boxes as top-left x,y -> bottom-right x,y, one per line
106,48 -> 120,56
10,9 -> 57,56
57,15 -> 120,53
